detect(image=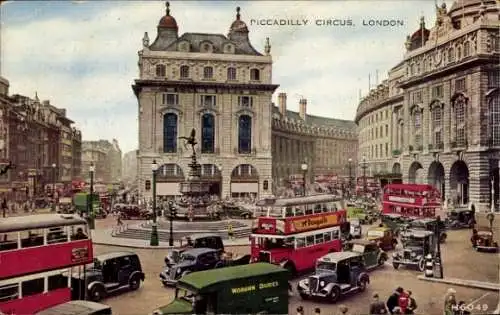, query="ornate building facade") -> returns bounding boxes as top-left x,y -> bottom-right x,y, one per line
272,93 -> 358,190
134,4 -> 277,199
0,76 -> 82,197
355,0 -> 500,211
